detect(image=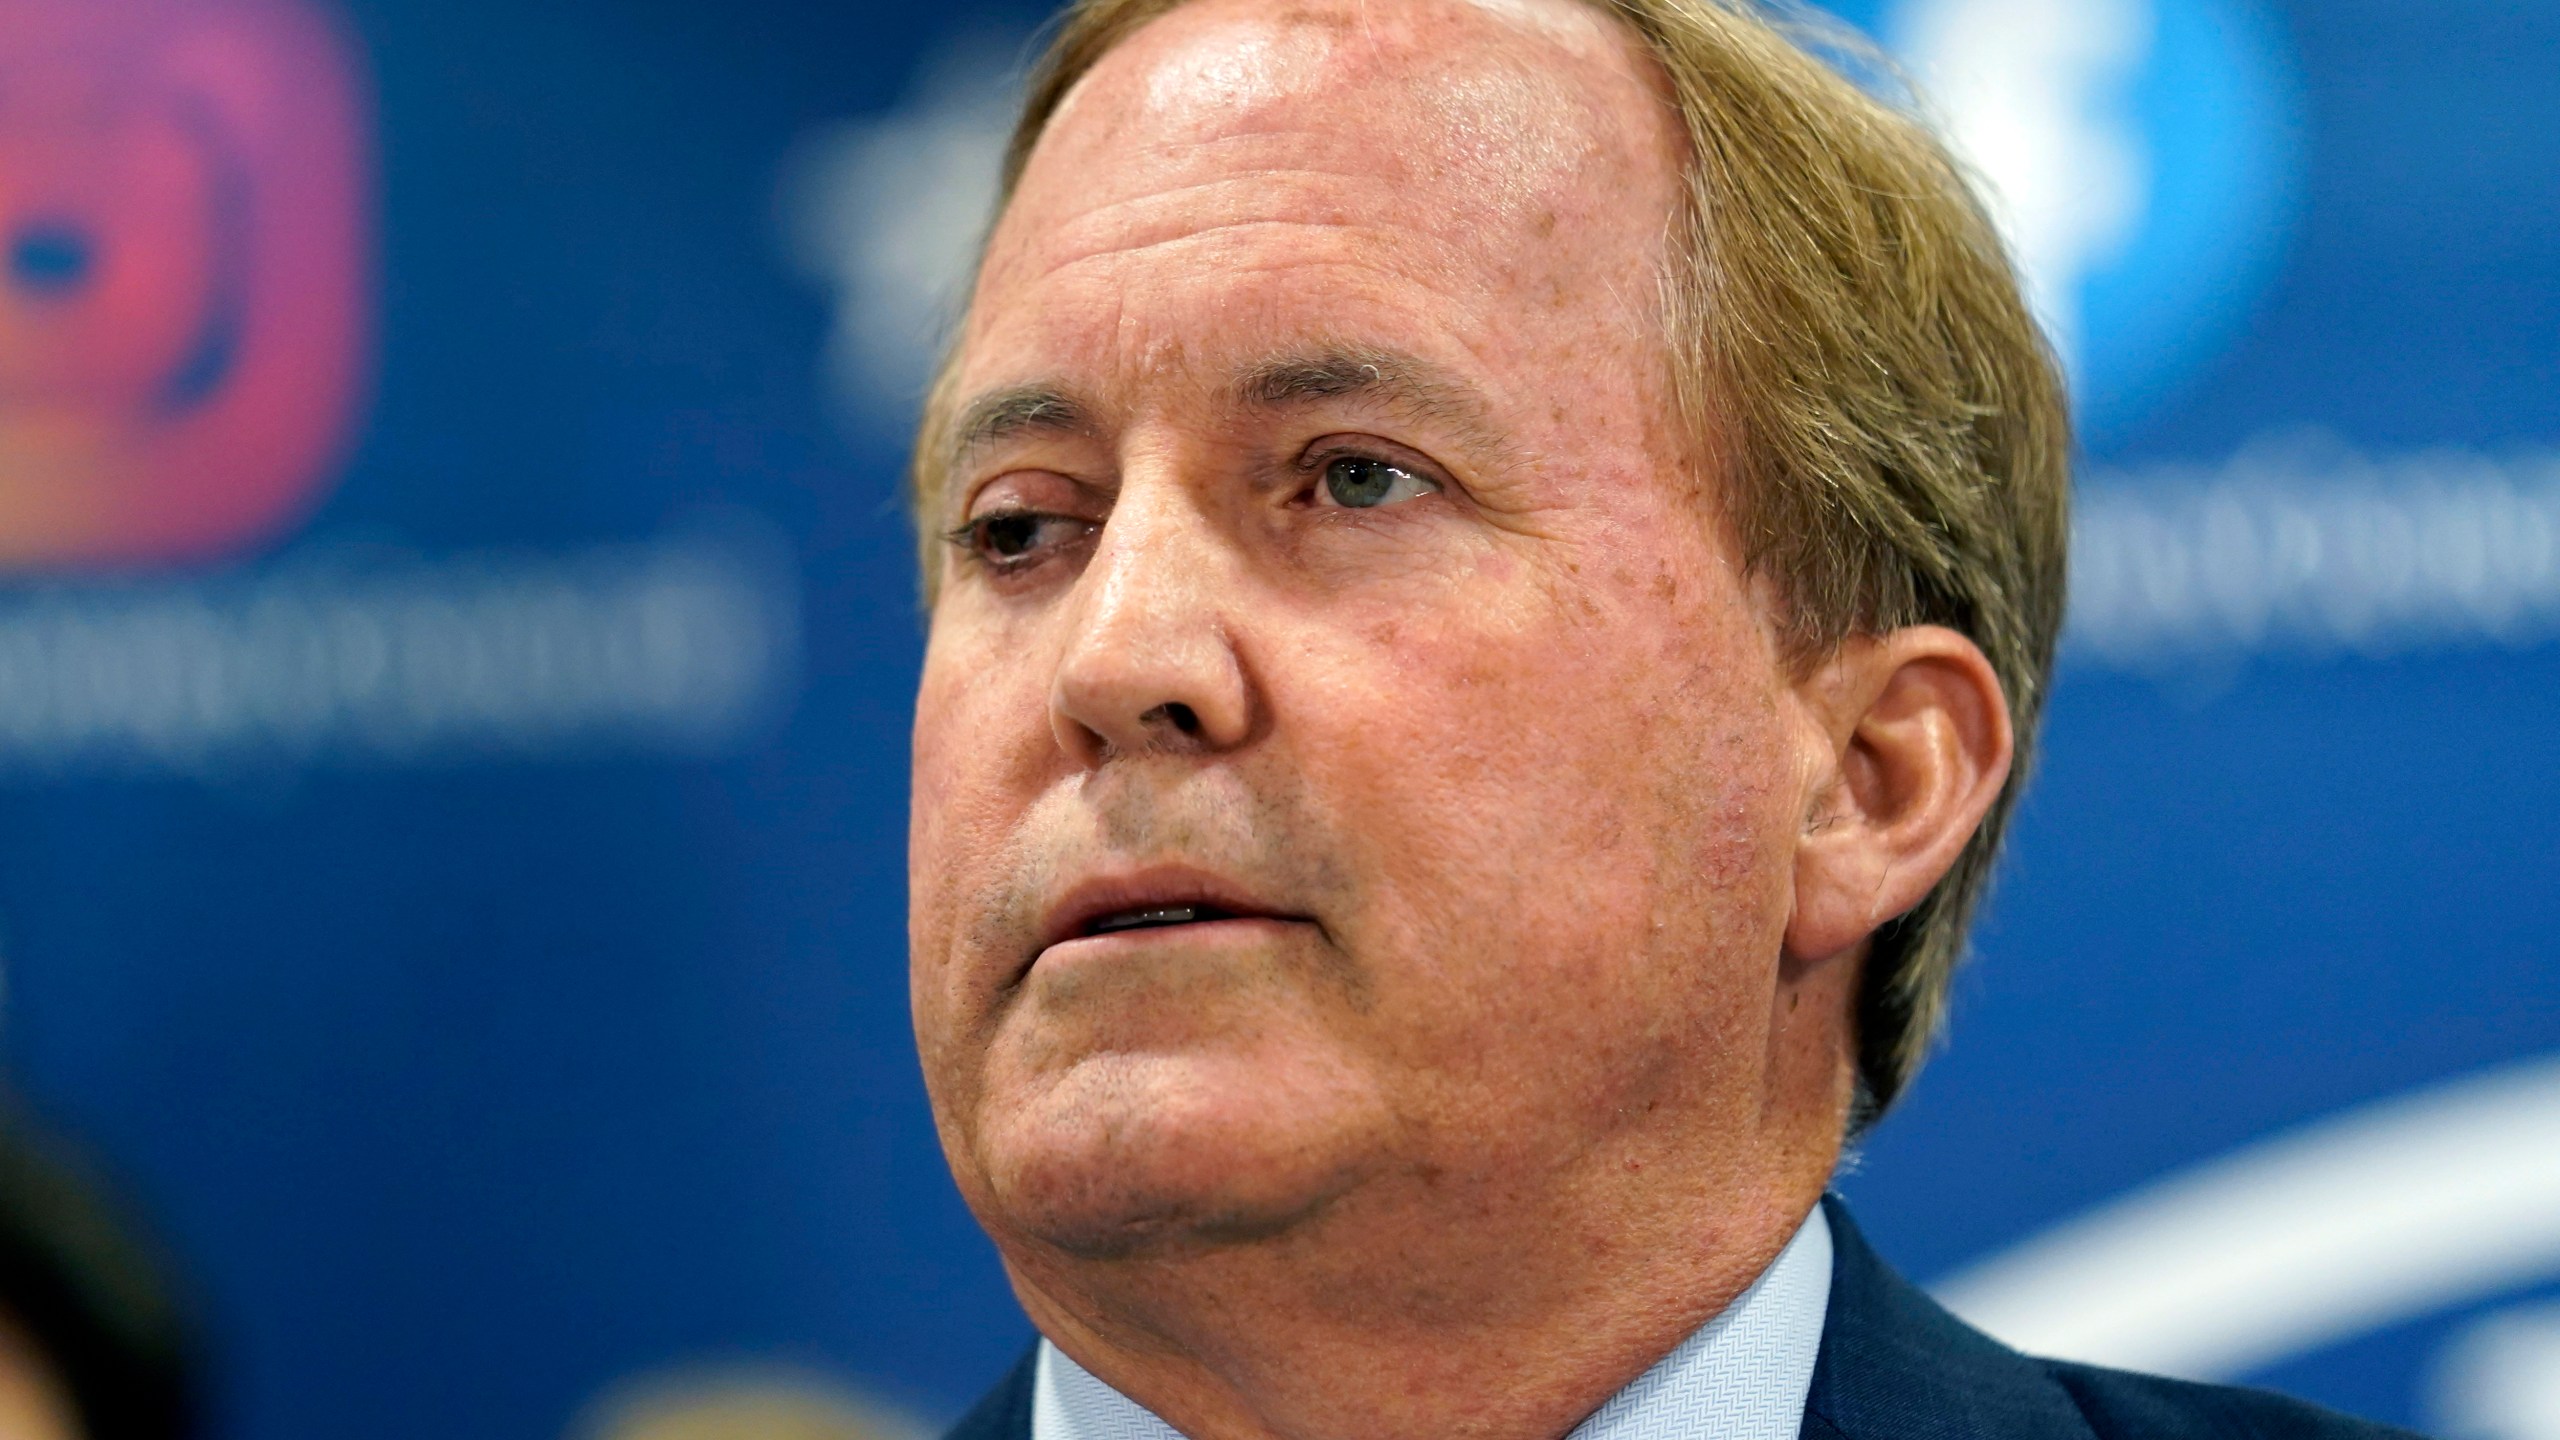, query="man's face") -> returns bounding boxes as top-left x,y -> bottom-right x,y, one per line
911,0 -> 1832,1267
